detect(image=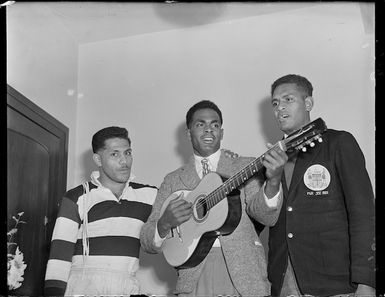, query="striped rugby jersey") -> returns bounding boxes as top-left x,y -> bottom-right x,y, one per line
44,171 -> 157,296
